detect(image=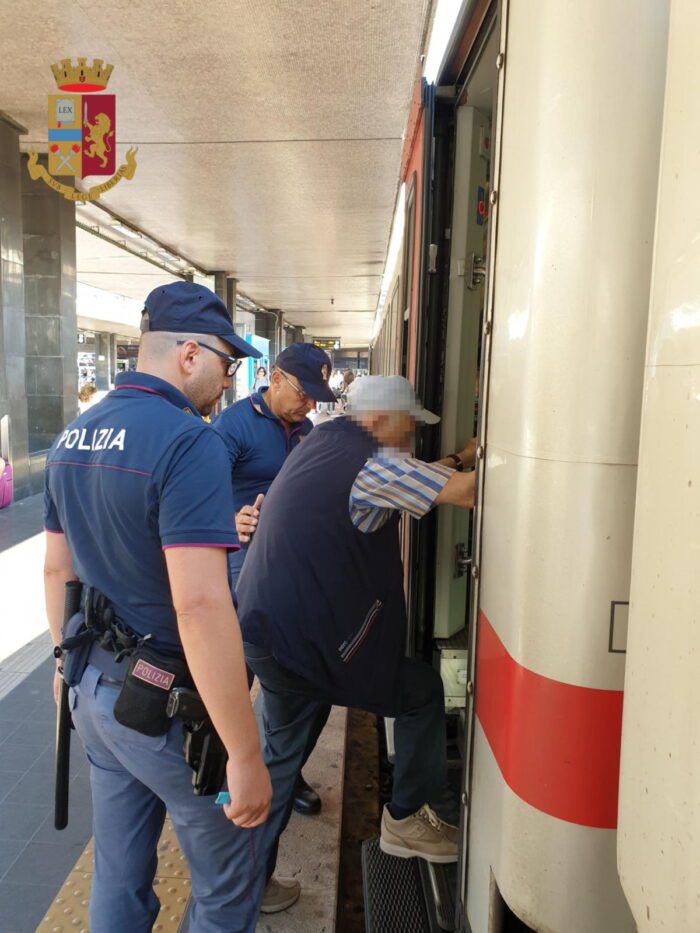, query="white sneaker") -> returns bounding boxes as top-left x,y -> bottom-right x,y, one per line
379,804 -> 459,863
260,876 -> 301,914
